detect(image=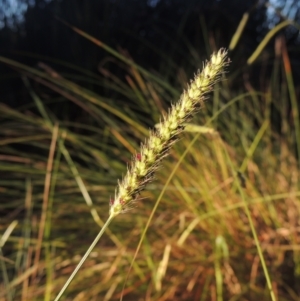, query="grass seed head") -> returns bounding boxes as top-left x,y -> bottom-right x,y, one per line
109,48 -> 229,217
